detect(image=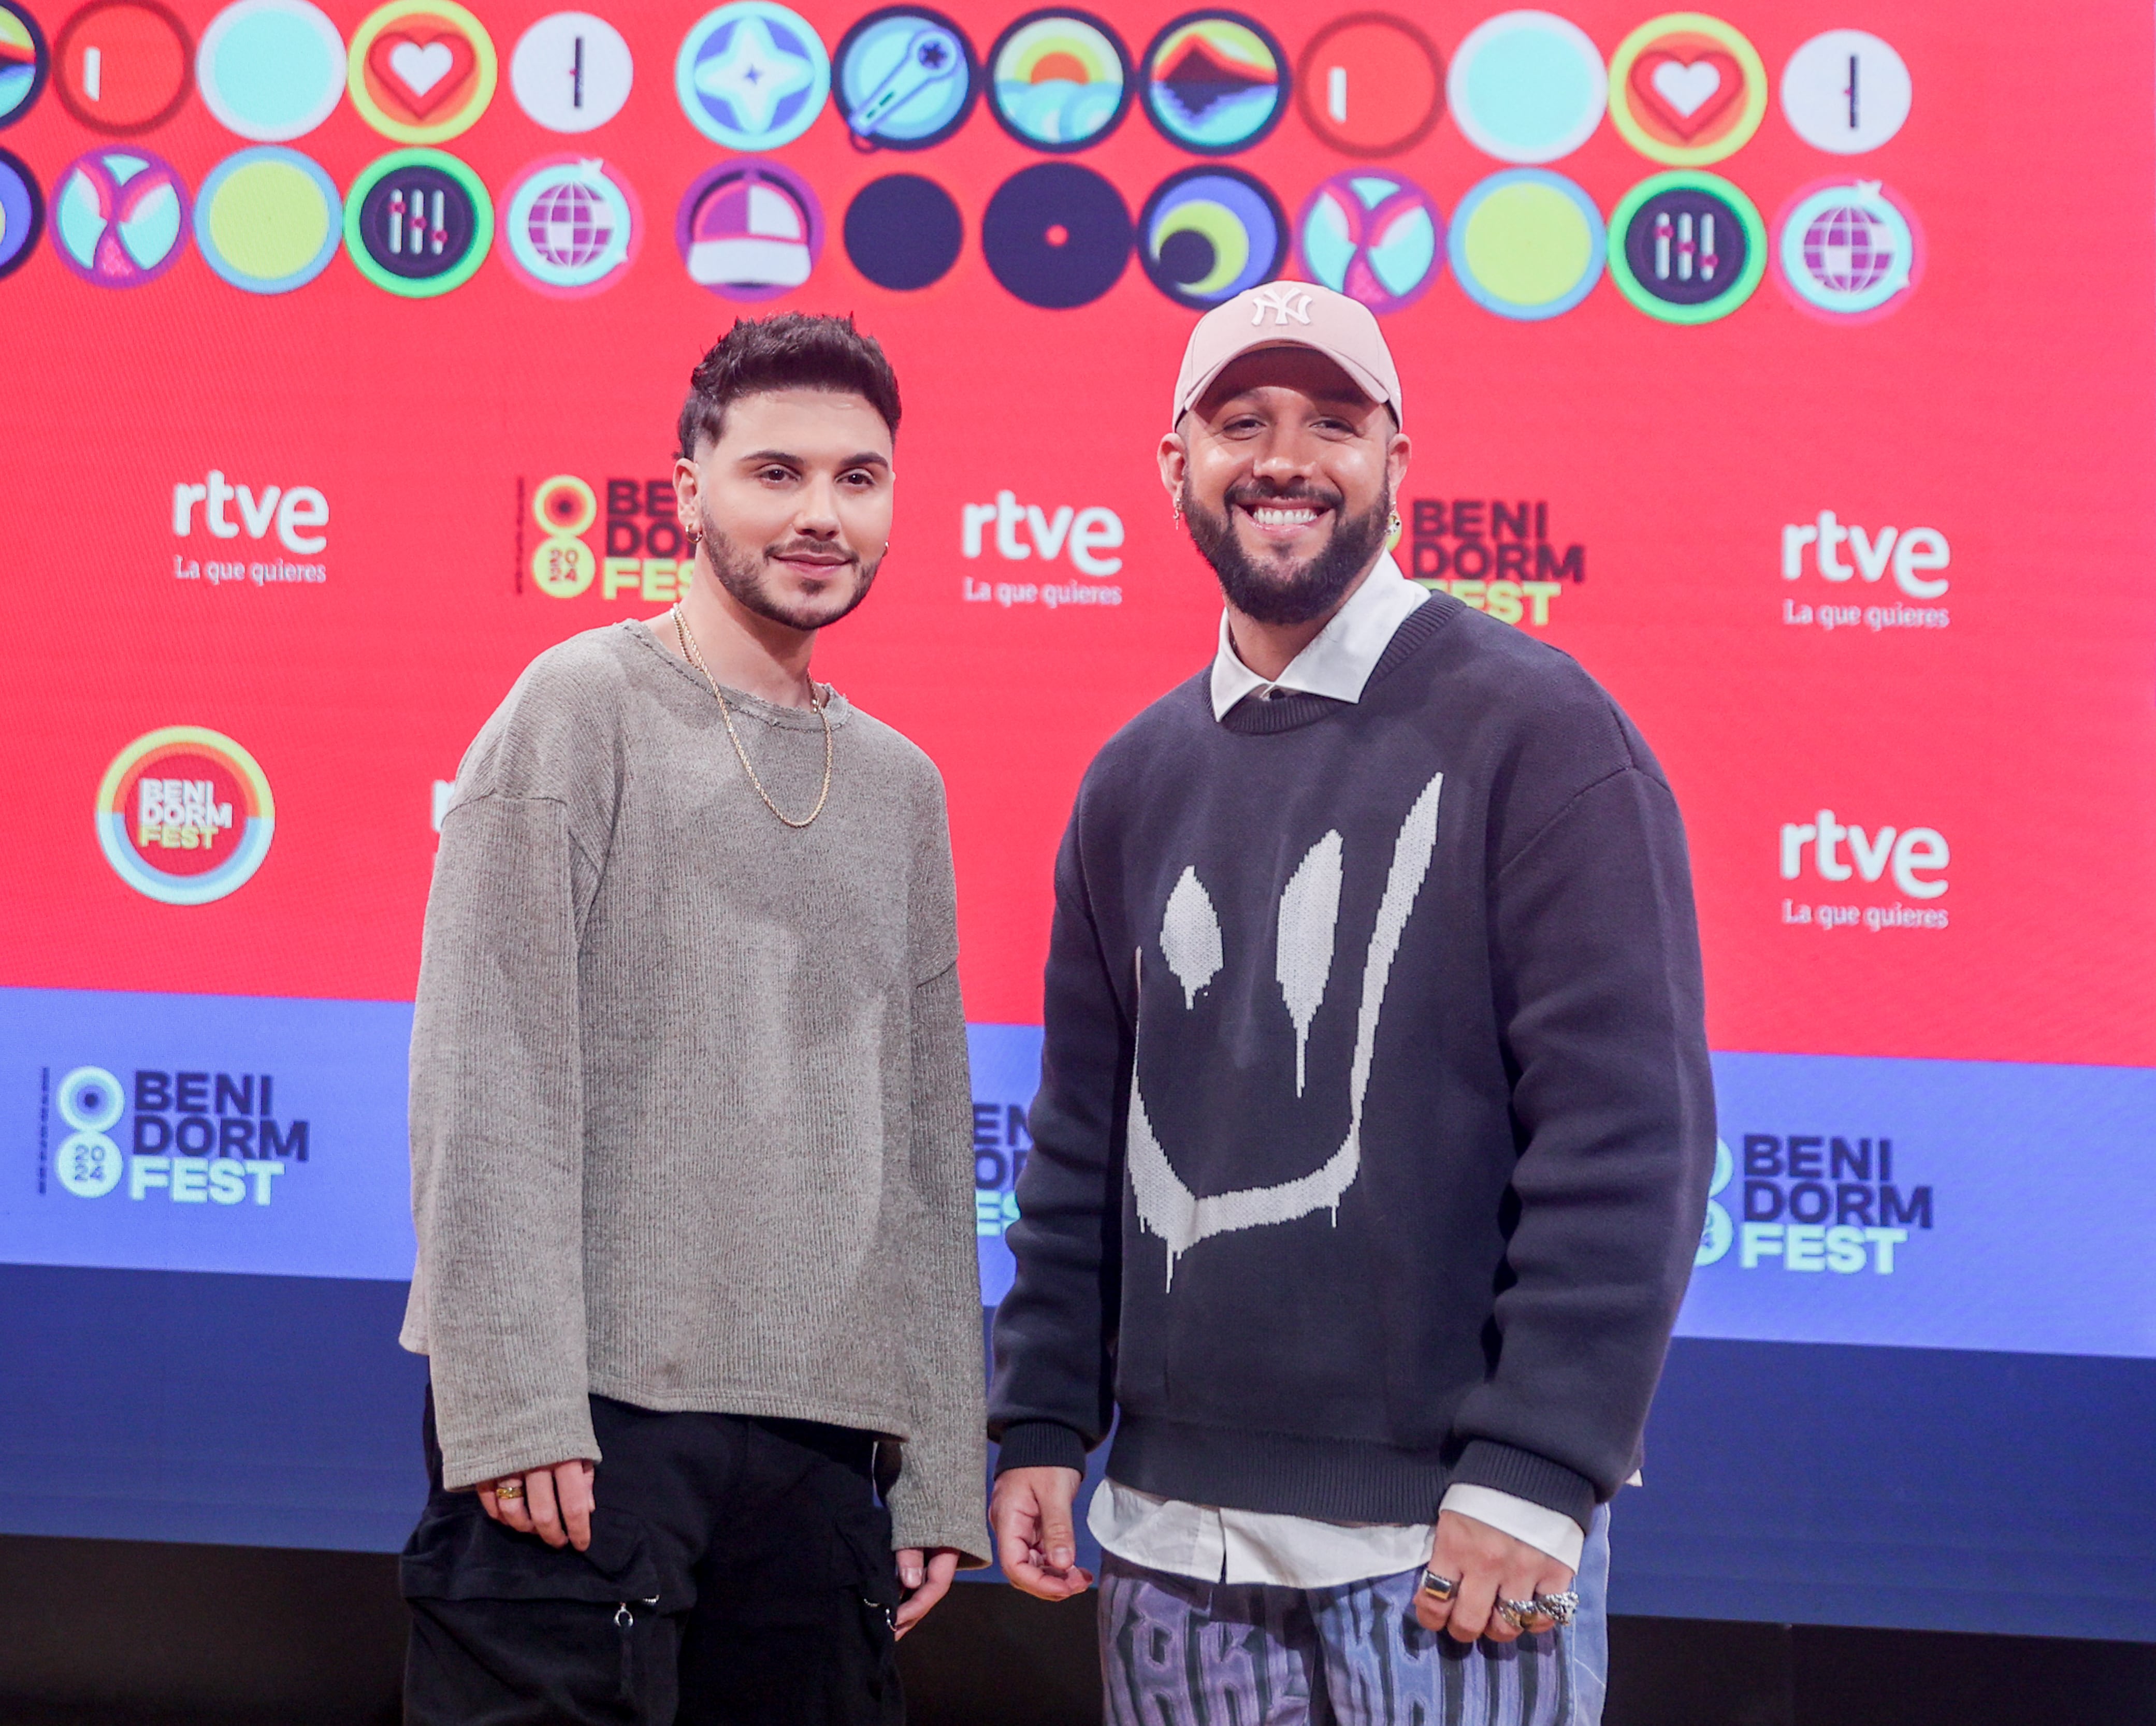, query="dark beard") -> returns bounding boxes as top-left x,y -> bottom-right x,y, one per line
1181,480 -> 1391,627
696,504 -> 880,632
